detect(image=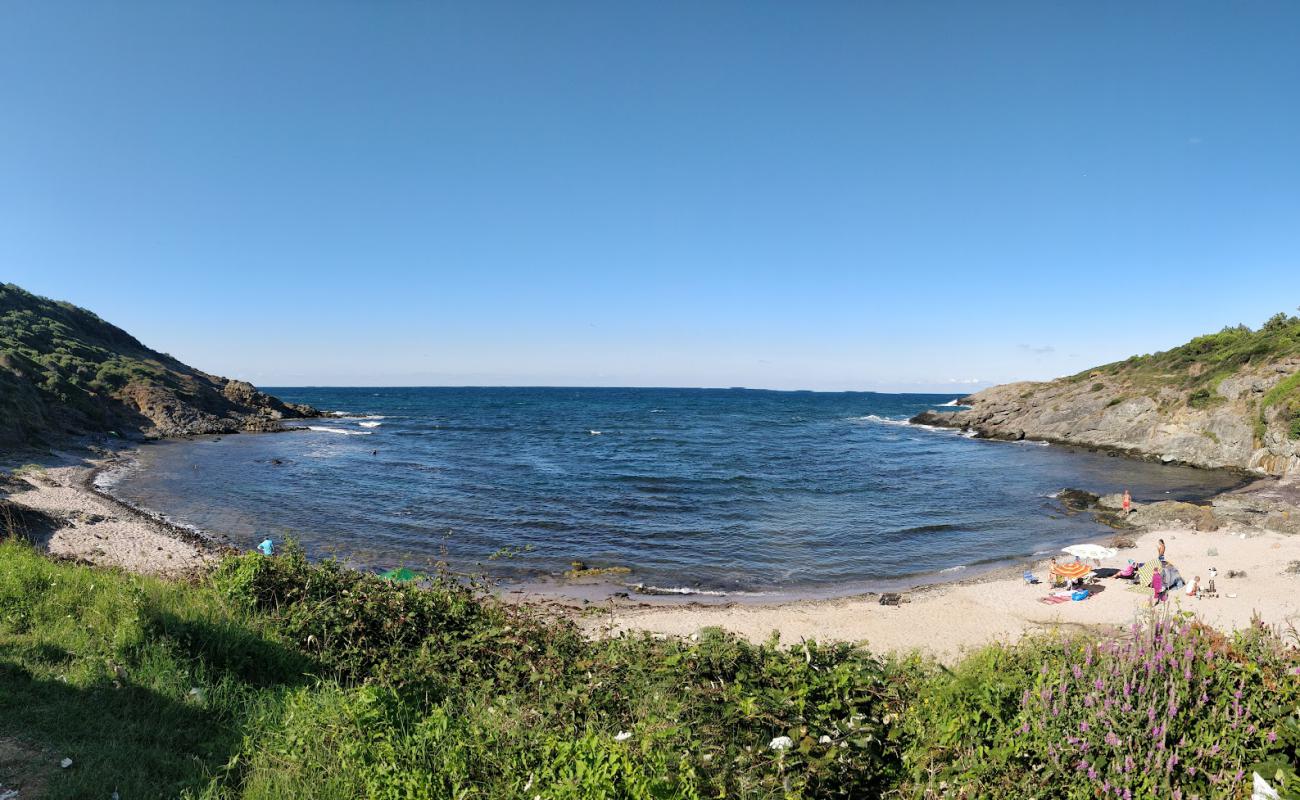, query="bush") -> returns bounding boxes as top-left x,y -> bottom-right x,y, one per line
900,616 -> 1300,798
4,541 -> 1297,799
